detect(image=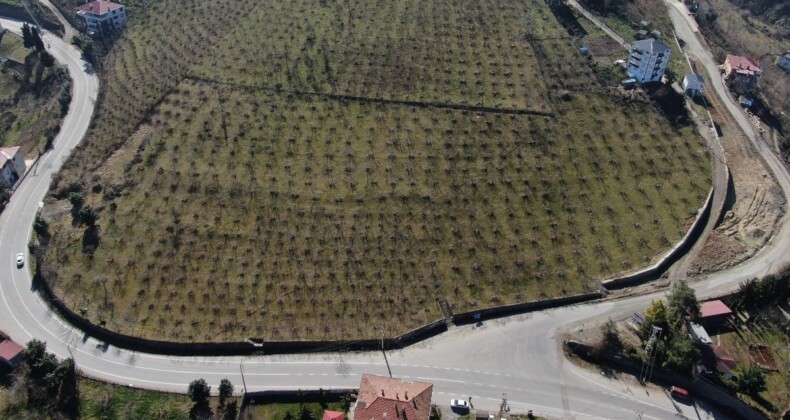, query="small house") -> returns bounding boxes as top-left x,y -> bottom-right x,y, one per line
723,55 -> 762,93
698,344 -> 737,376
0,146 -> 26,189
776,51 -> 790,73
699,299 -> 733,329
682,73 -> 705,96
0,336 -> 24,368
353,374 -> 433,420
